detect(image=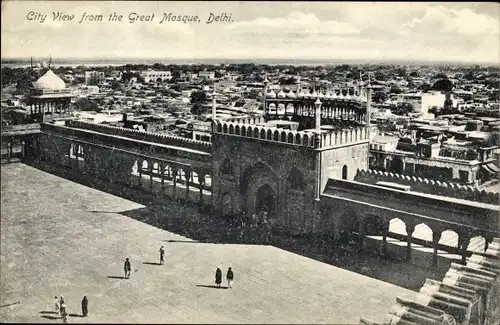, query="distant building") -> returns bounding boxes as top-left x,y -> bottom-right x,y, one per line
198,71 -> 215,80
84,71 -> 105,85
391,91 -> 446,119
139,69 -> 172,83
